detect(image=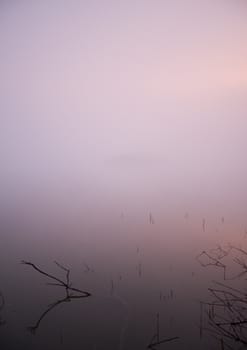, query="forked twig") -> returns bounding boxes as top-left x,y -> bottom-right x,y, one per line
21,260 -> 91,333
21,260 -> 91,297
